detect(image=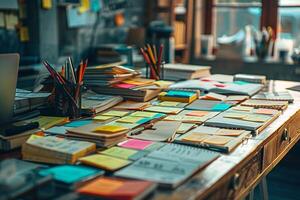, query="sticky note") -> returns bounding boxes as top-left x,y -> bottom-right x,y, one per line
39,165 -> 102,184
242,115 -> 270,123
255,108 -> 277,115
102,110 -> 129,117
185,111 -> 209,117
167,90 -> 194,97
130,111 -> 157,118
93,125 -> 128,133
164,115 -> 183,121
65,120 -> 92,127
145,106 -> 183,114
223,112 -> 247,119
42,0 -> 52,9
19,26 -> 29,42
118,139 -> 153,150
212,103 -> 231,111
90,0 -> 101,12
203,136 -> 232,145
116,116 -> 144,124
114,83 -> 136,89
100,147 -> 138,160
80,154 -> 131,171
234,81 -> 248,85
216,129 -> 244,136
232,106 -> 253,112
93,115 -> 114,121
78,0 -> 90,13
182,116 -> 204,122
177,123 -> 195,134
214,83 -> 226,87
181,133 -> 208,142
77,178 -> 124,194
158,101 -> 180,107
